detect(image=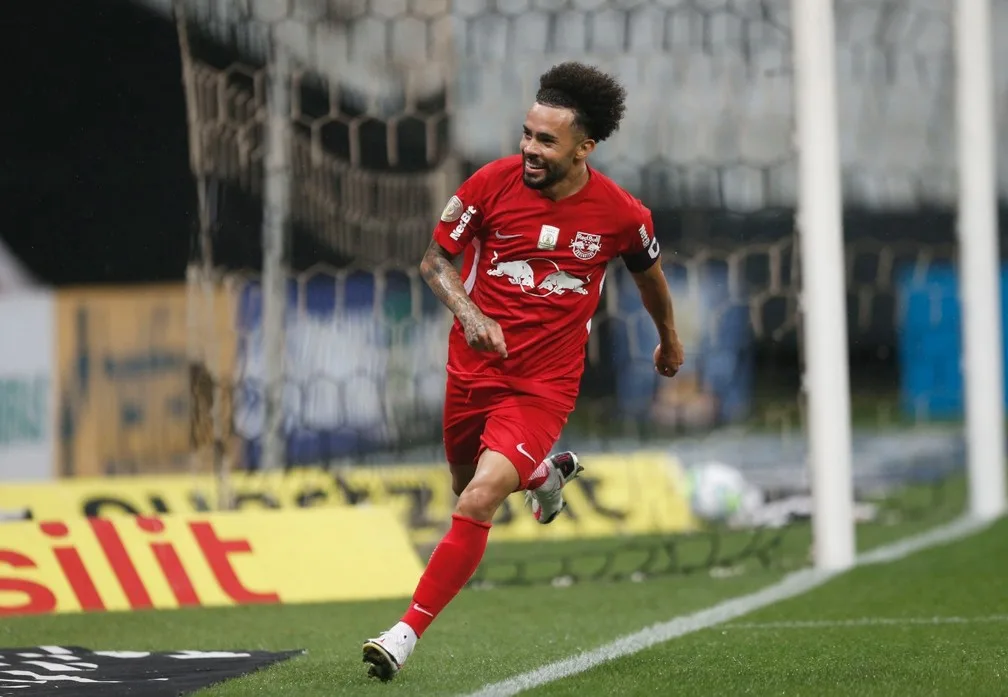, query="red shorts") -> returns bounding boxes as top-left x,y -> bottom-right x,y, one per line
442,379 -> 570,489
